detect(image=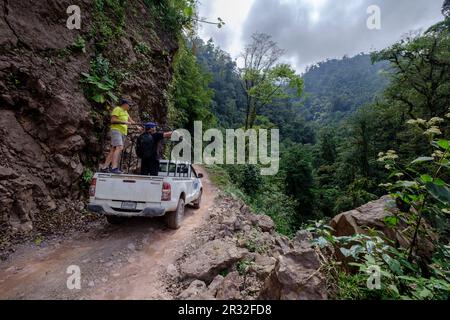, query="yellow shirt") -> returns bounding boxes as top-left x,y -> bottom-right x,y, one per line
110,106 -> 129,135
